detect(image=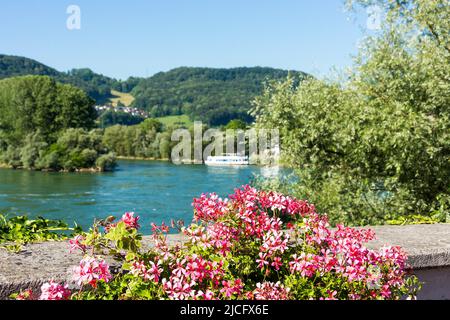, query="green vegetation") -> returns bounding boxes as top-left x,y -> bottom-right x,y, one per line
155,114 -> 193,128
63,68 -> 119,102
0,55 -> 308,127
0,75 -> 116,171
224,119 -> 248,130
252,0 -> 449,226
102,118 -> 255,161
0,54 -> 60,78
0,75 -> 96,141
0,213 -> 81,252
131,67 -> 308,126
0,55 -> 140,103
98,110 -> 145,127
102,119 -> 172,160
39,128 -> 116,172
